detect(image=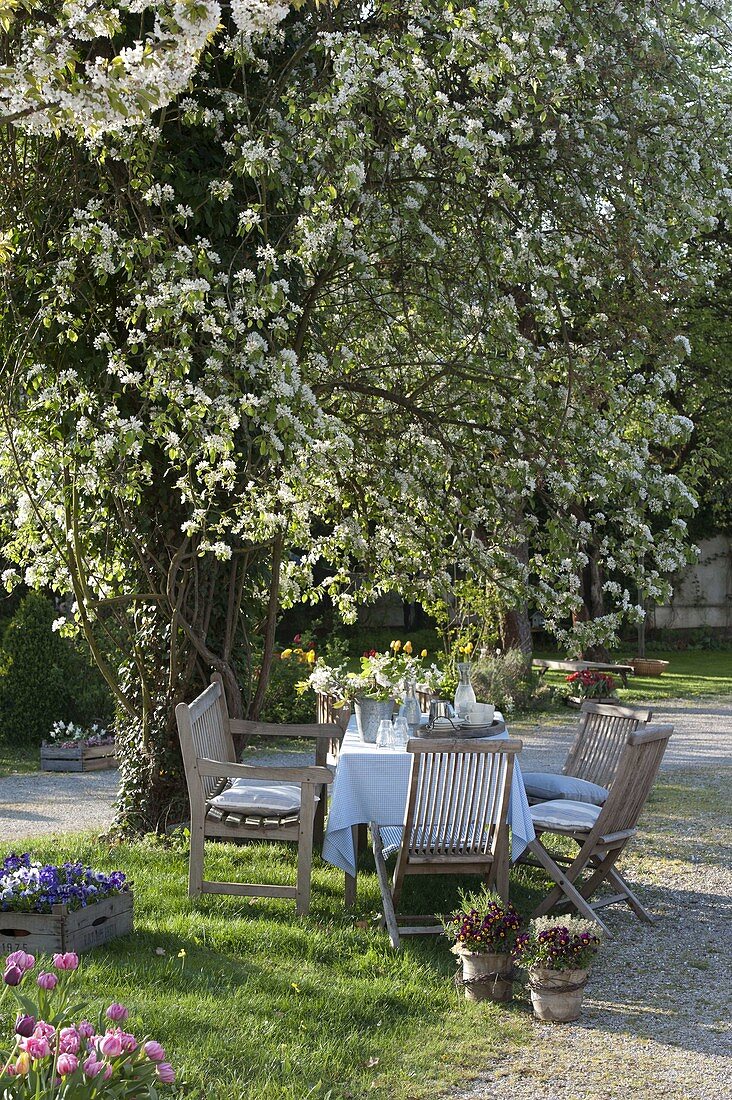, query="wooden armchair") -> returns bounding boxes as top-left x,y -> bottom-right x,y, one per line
371,737 -> 522,949
523,701 -> 652,806
526,723 -> 673,933
176,675 -> 333,915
